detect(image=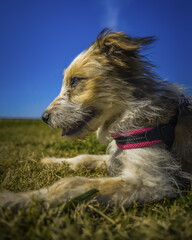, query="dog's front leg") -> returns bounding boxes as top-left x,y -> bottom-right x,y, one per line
0,176 -> 143,209
0,175 -> 175,209
0,176 -> 120,209
41,154 -> 110,170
